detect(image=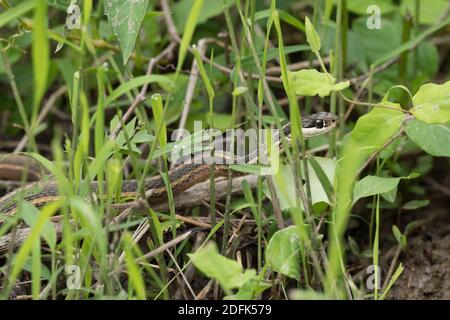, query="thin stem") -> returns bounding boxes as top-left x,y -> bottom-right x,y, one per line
0,51 -> 37,152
